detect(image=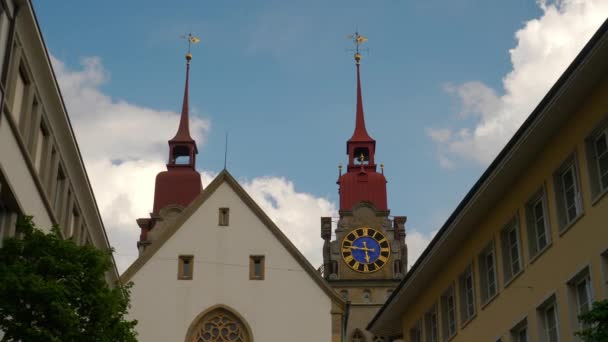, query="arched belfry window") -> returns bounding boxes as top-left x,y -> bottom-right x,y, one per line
173,145 -> 191,165
186,306 -> 252,342
352,329 -> 366,342
353,147 -> 370,165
